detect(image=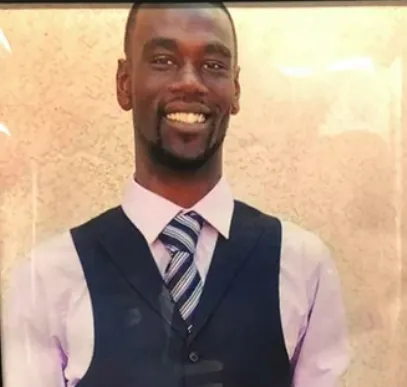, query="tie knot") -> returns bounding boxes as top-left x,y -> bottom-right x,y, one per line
159,211 -> 204,255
